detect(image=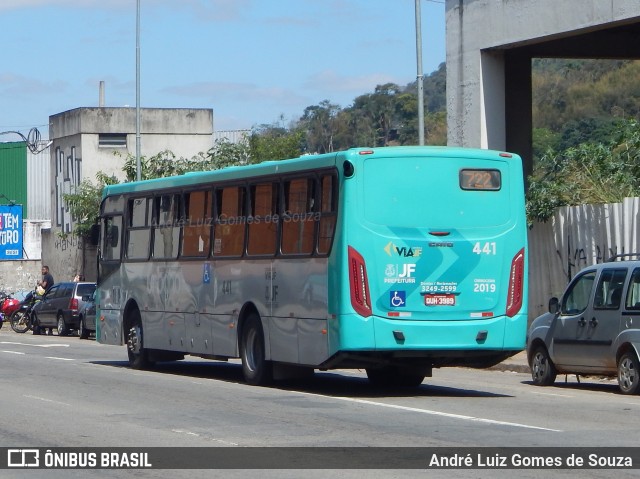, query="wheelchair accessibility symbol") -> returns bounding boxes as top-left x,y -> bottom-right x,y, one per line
203,263 -> 211,284
390,290 -> 406,308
